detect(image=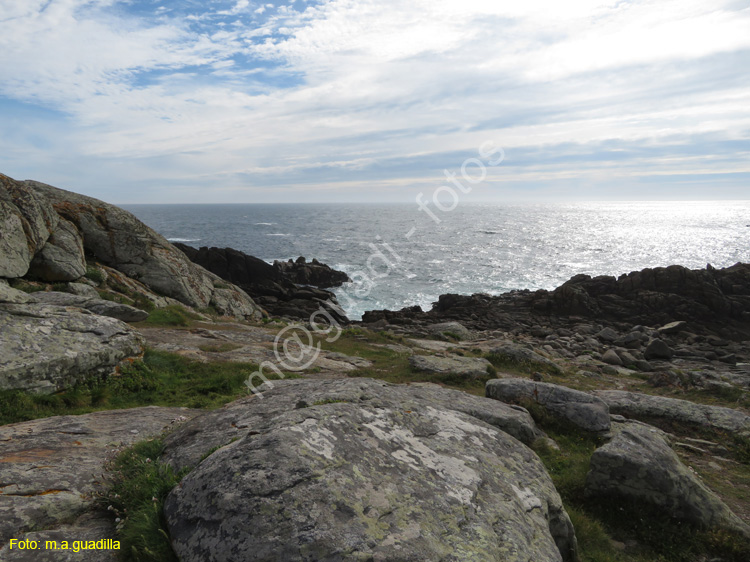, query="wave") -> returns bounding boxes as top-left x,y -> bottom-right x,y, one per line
167,237 -> 201,242
266,233 -> 291,237
255,222 -> 276,226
